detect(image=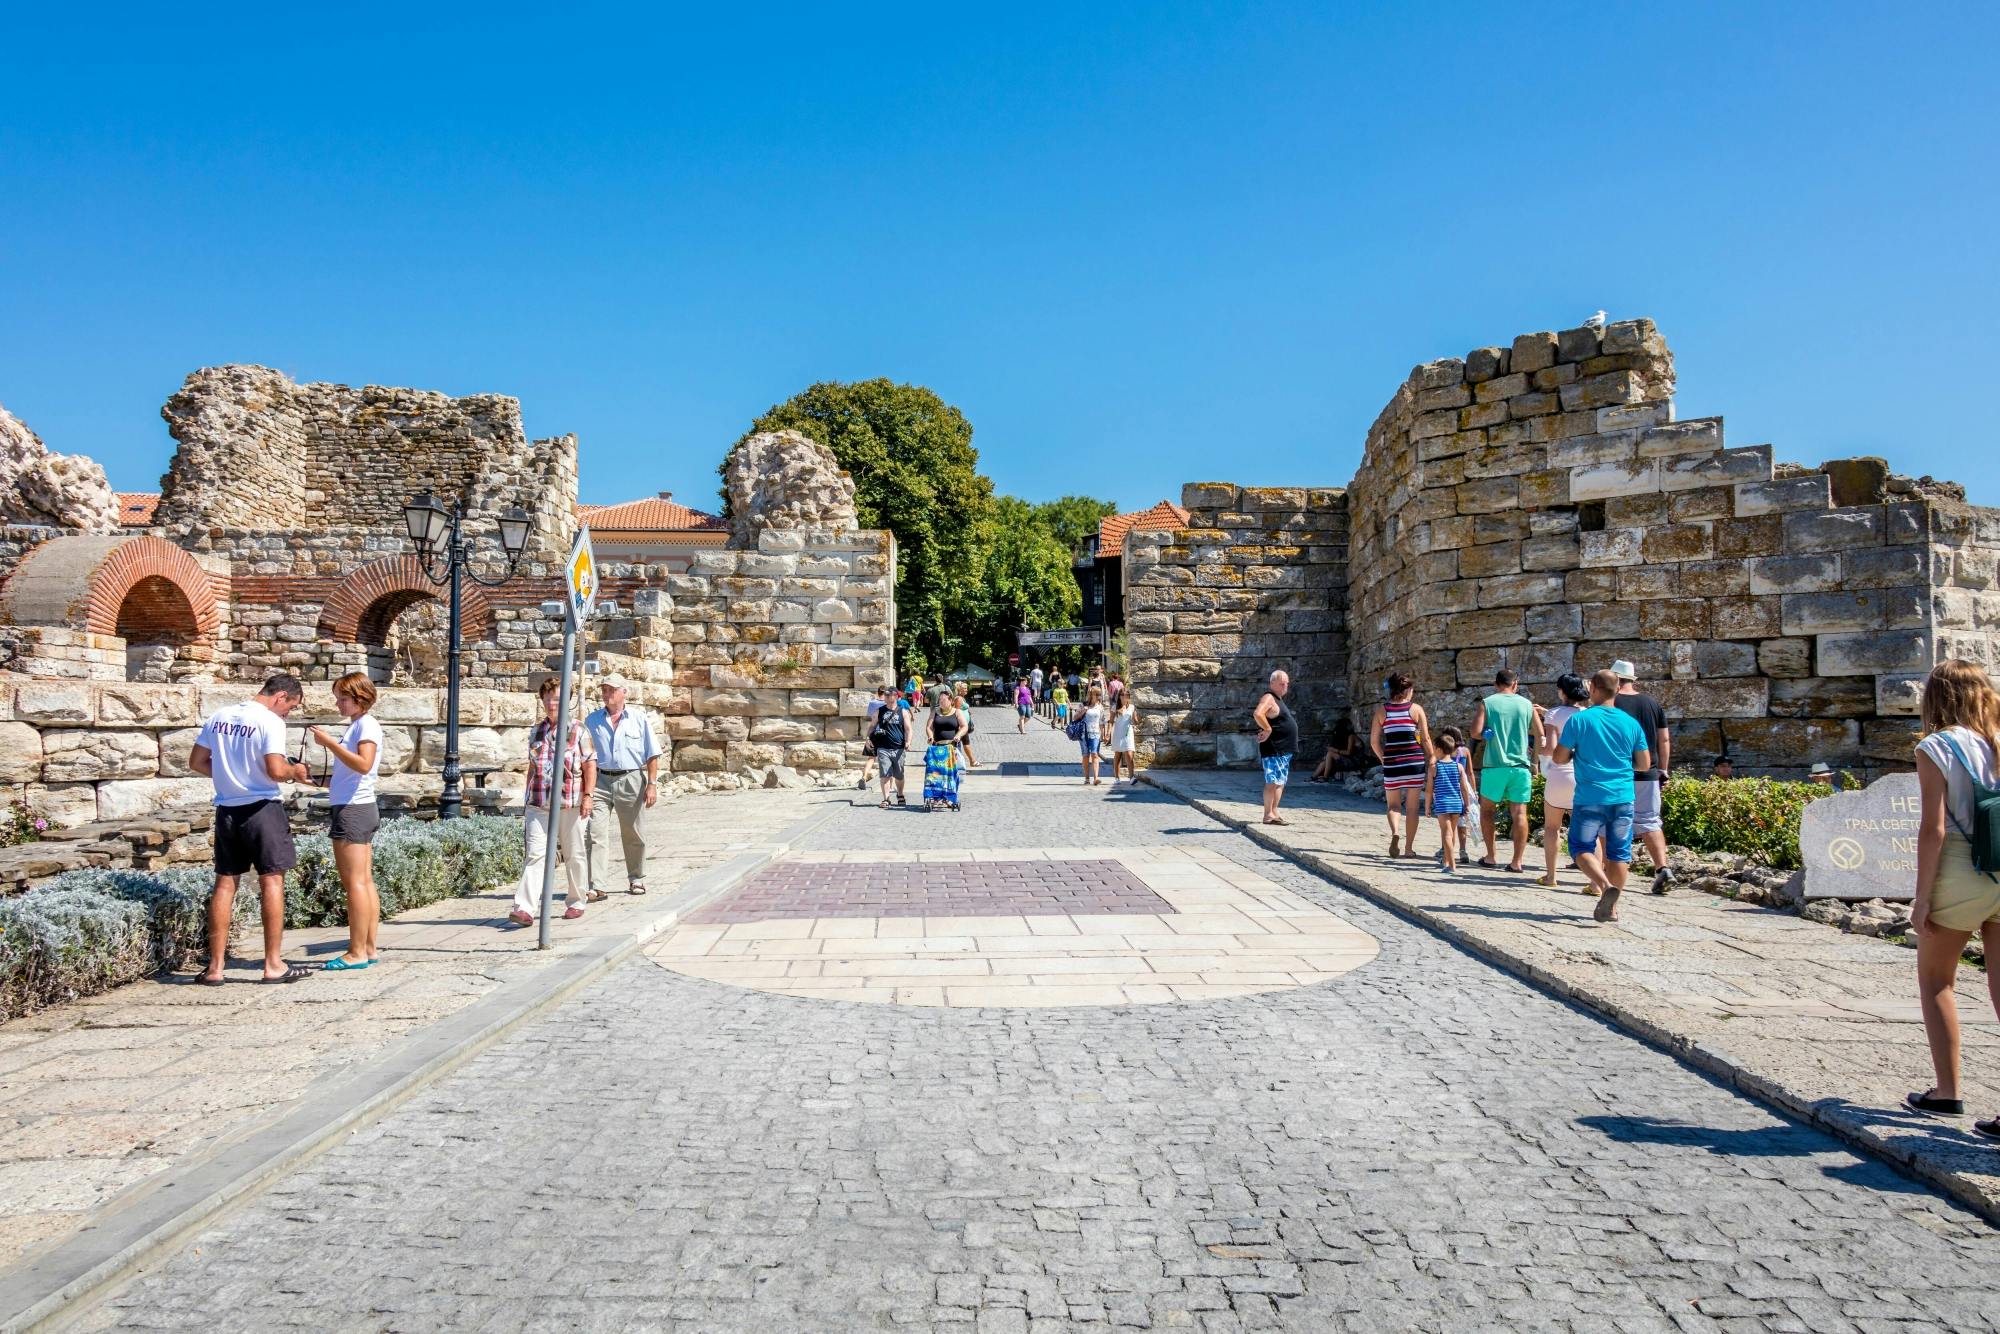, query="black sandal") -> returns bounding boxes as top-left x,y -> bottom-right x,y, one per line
1973,1116 -> 2000,1141
262,964 -> 312,984
1906,1090 -> 1966,1117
